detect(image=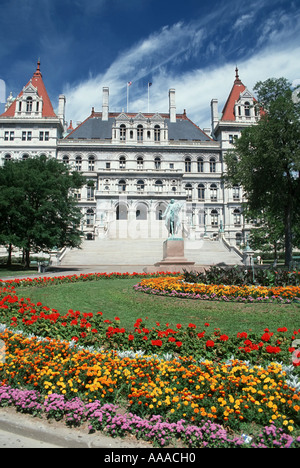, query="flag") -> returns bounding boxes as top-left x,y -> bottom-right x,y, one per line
128,81 -> 132,86
148,82 -> 152,87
